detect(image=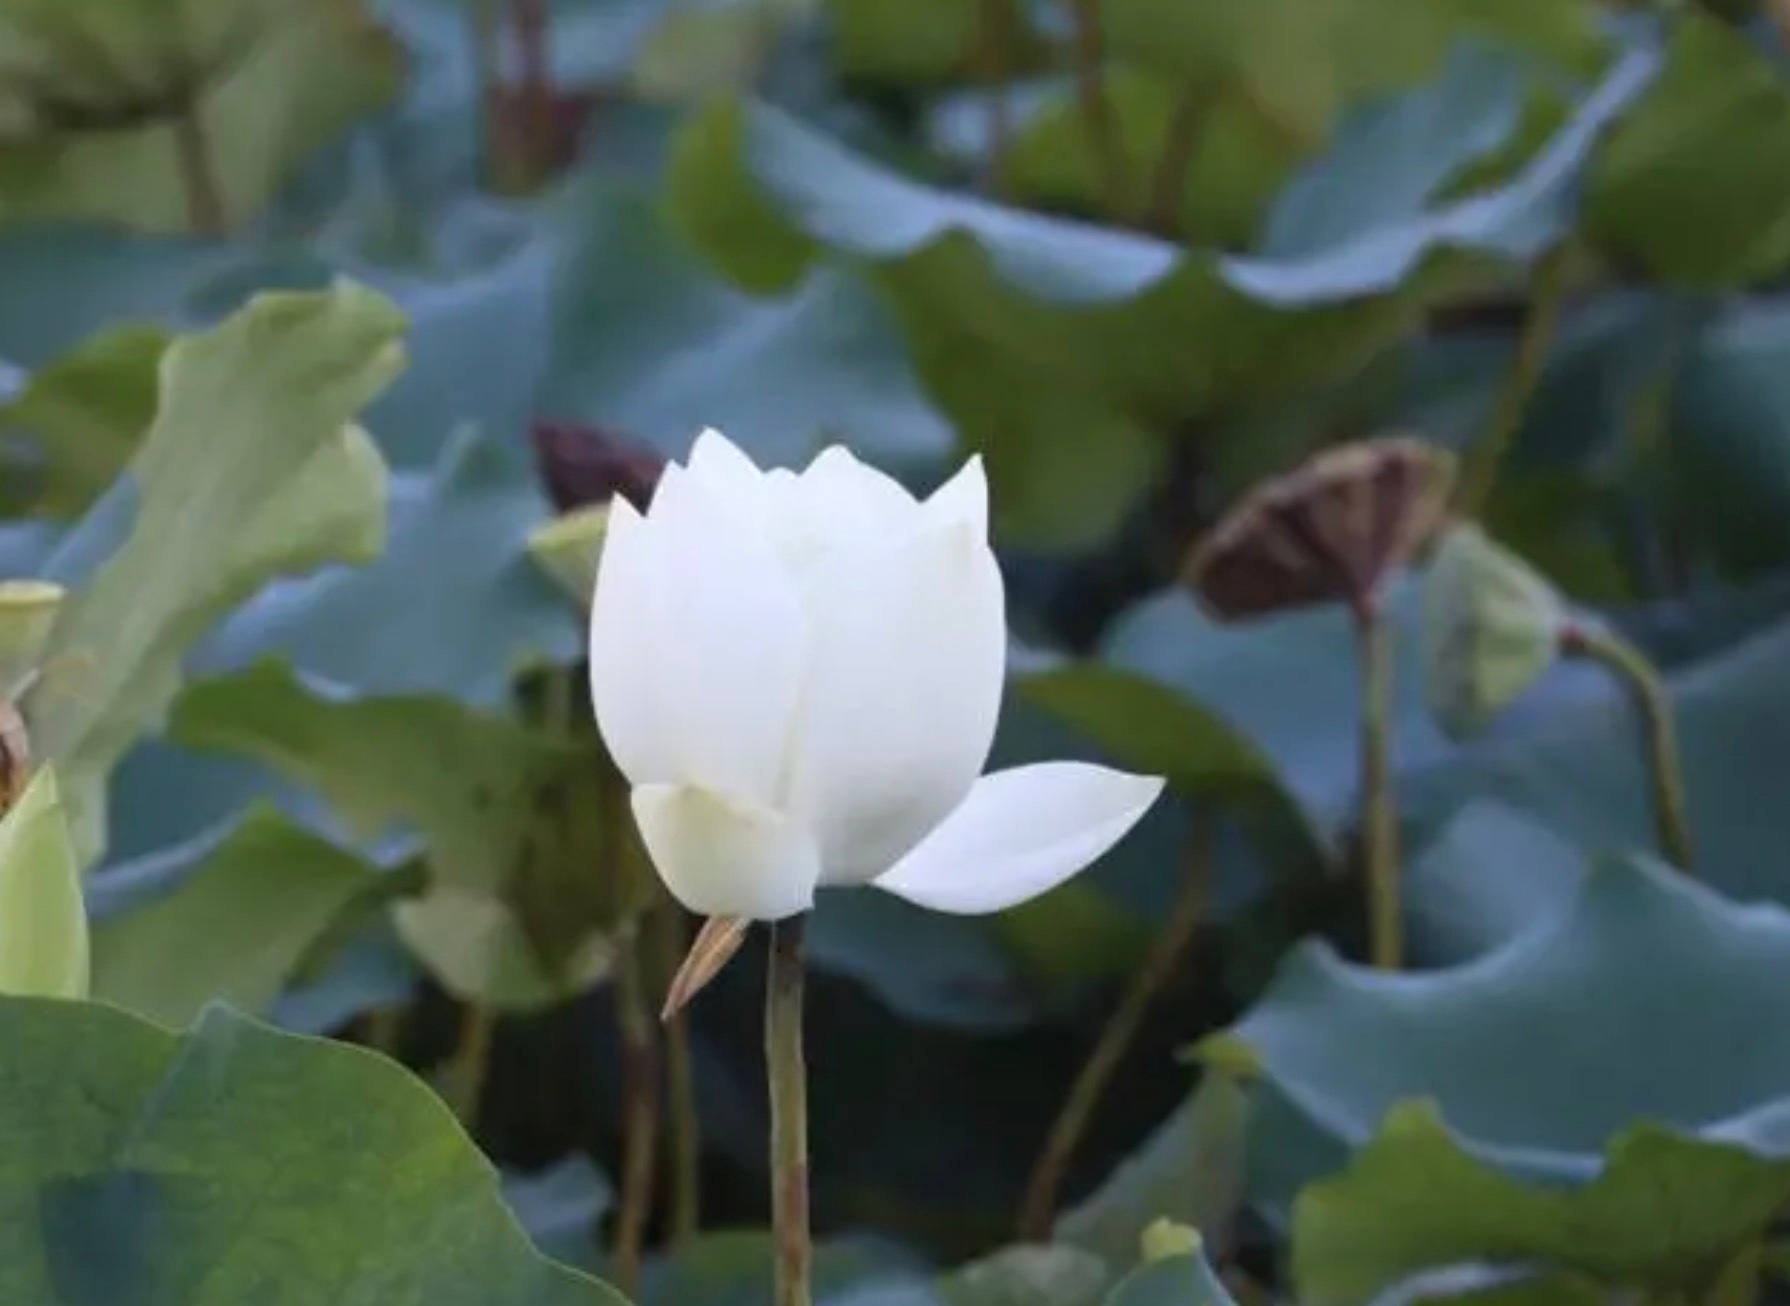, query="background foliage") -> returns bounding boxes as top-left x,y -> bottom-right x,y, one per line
5,0 -> 1790,1302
